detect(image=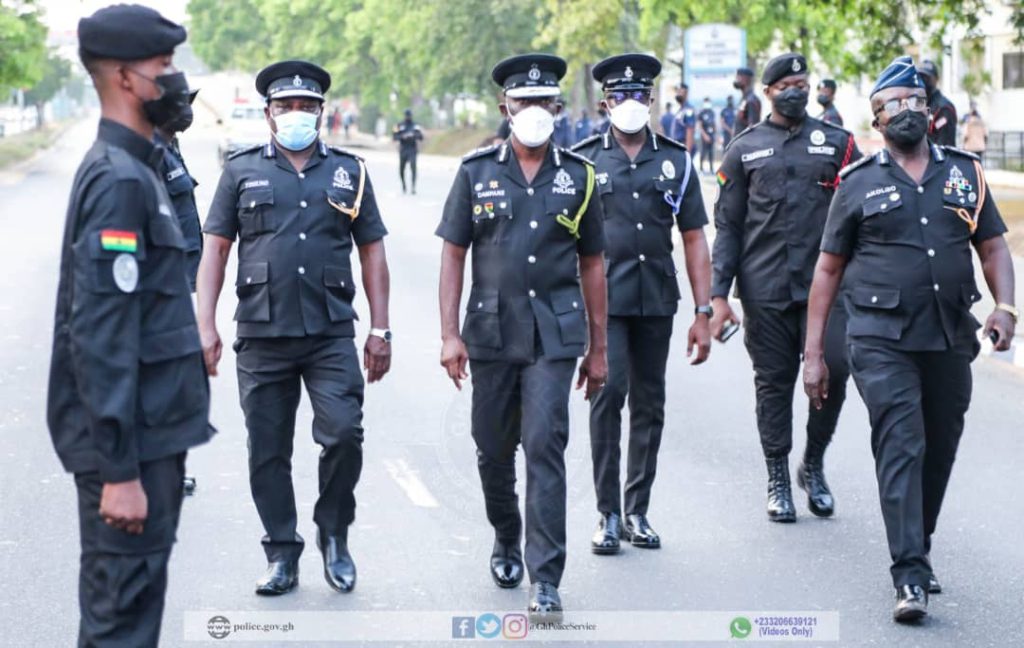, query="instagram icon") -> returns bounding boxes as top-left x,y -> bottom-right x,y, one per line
502,613 -> 528,639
